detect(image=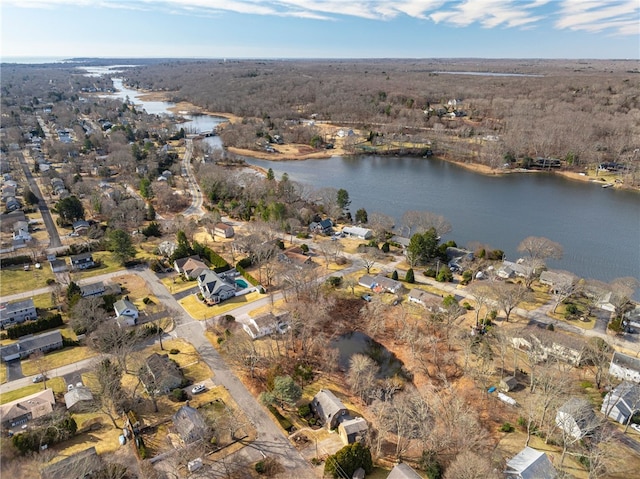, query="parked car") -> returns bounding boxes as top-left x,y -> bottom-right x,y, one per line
67,384 -> 74,391
631,423 -> 640,433
192,384 -> 206,394
361,294 -> 372,302
32,374 -> 46,383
